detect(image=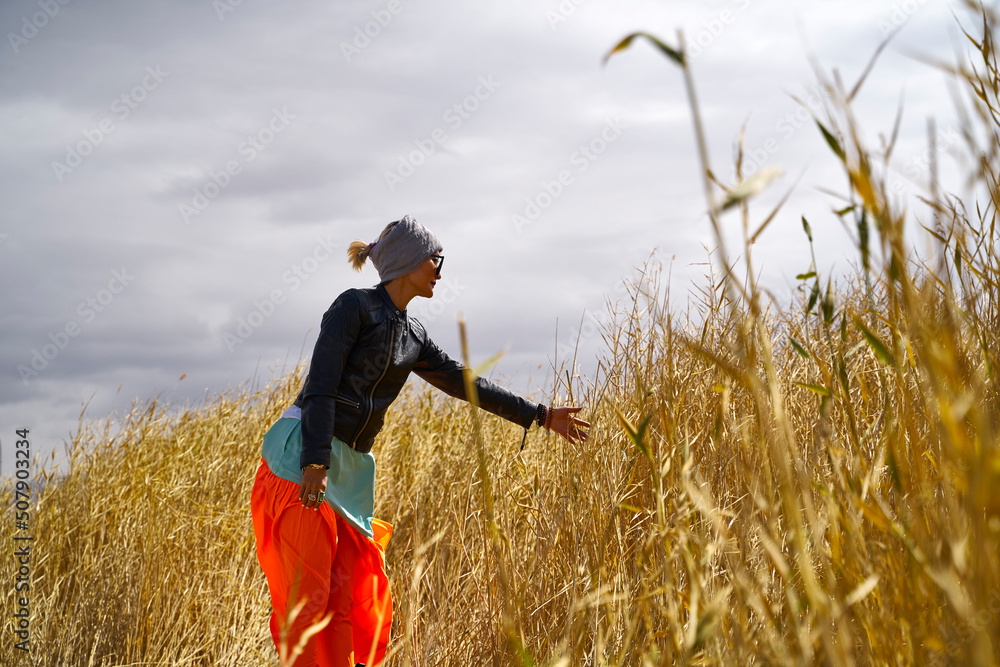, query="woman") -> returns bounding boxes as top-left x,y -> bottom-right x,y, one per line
251,215 -> 590,666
